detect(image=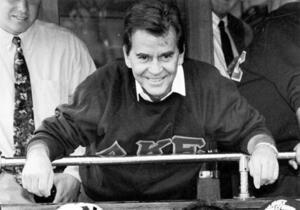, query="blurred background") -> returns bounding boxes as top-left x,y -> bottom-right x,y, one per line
40,0 -> 269,68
